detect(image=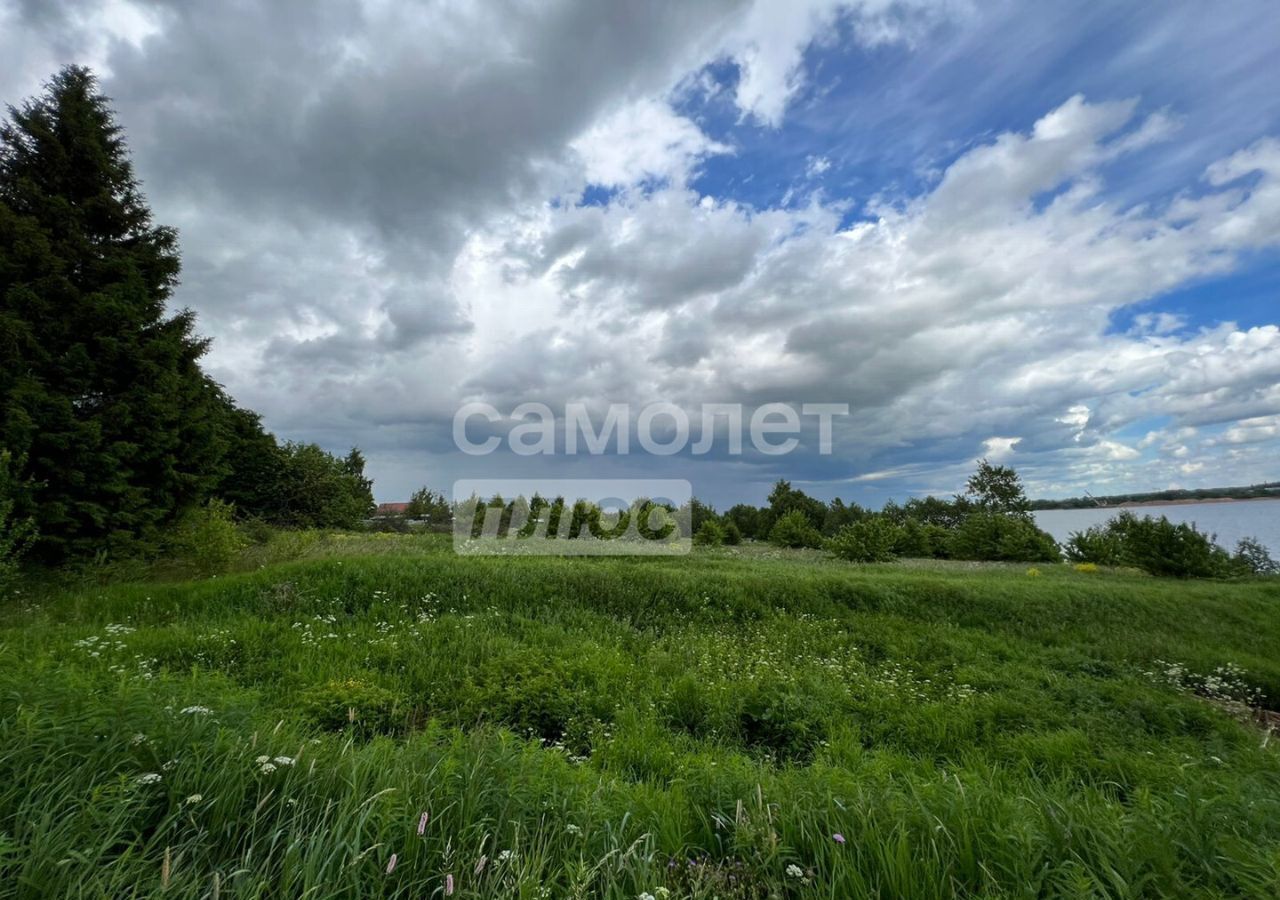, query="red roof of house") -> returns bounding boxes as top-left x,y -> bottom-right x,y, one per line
376,502 -> 410,515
